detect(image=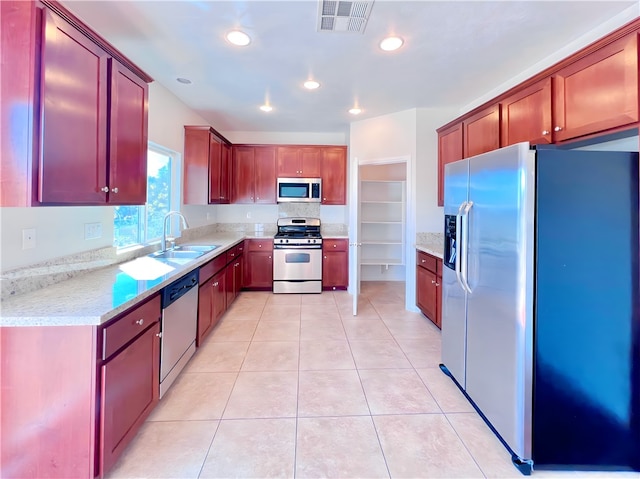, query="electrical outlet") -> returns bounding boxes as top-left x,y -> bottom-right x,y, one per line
22,228 -> 36,250
84,222 -> 102,240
